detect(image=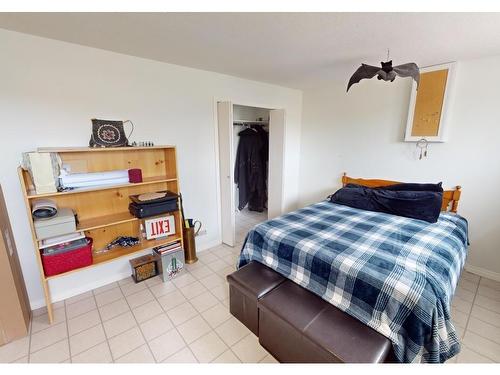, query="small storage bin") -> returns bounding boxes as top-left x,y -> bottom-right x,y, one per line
154,243 -> 185,282
34,207 -> 76,240
41,237 -> 93,276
